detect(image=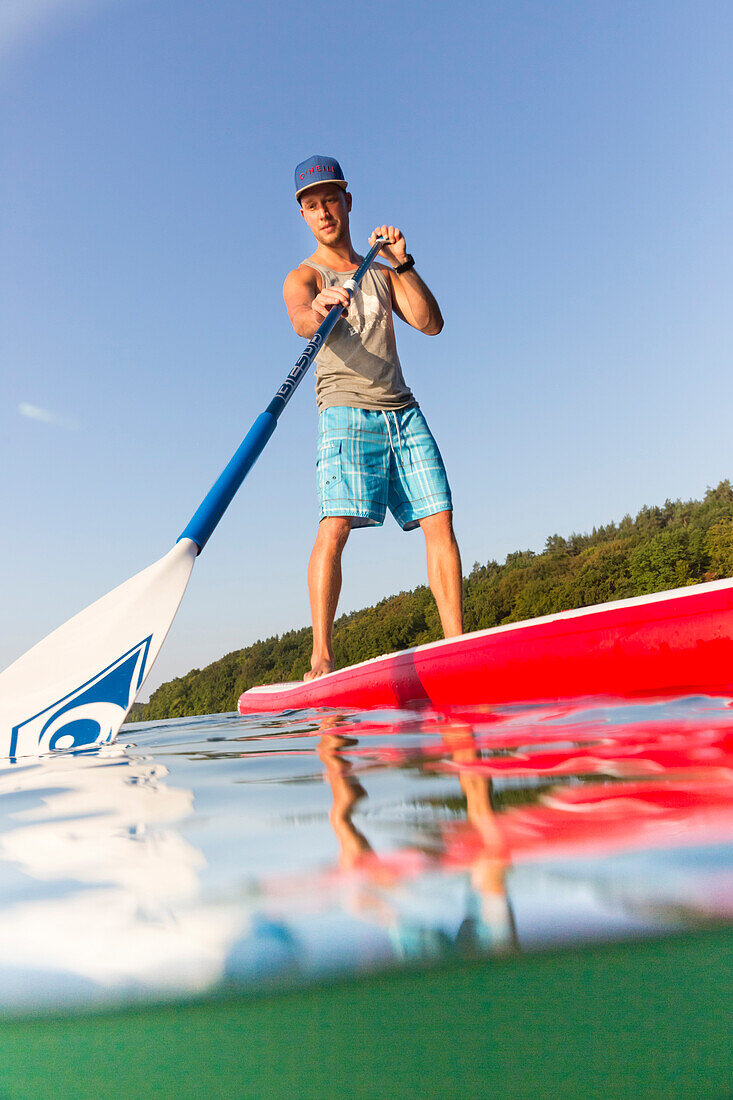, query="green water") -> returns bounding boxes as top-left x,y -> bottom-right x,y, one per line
0,697 -> 731,1097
